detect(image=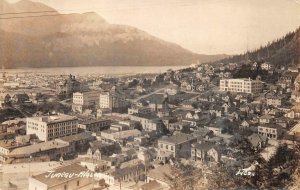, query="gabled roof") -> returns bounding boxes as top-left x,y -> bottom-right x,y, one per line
260,114 -> 273,120
248,133 -> 267,147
